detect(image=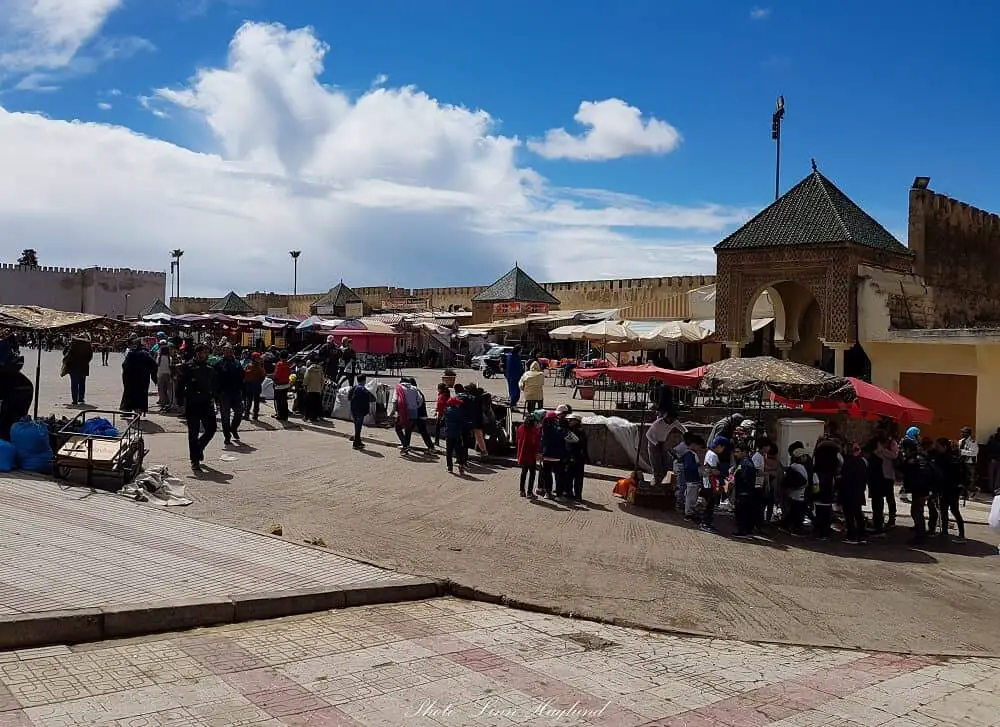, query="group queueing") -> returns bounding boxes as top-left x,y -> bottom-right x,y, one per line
637,412 -> 972,544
